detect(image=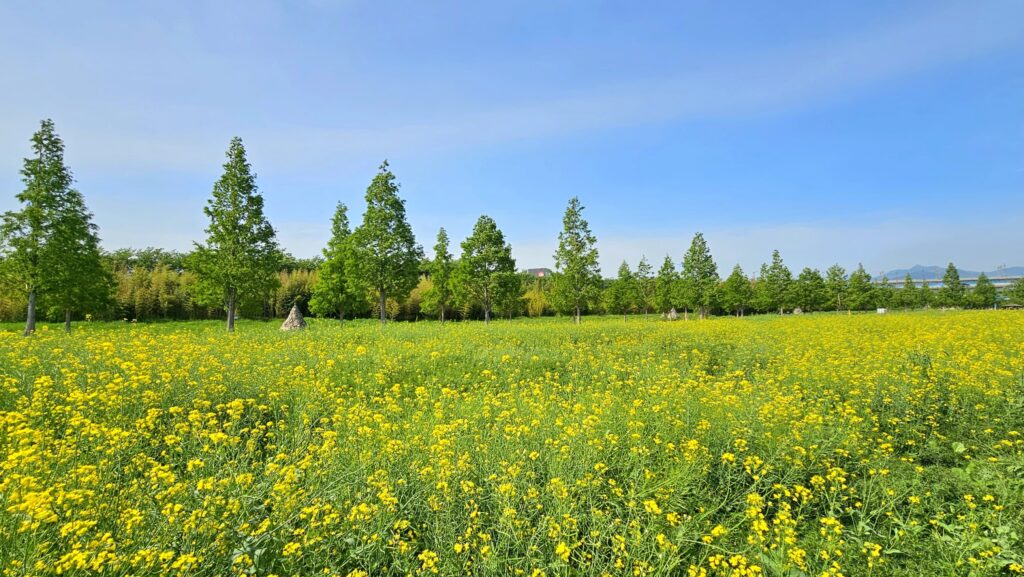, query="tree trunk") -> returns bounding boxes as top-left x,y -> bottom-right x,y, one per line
484,287 -> 491,325
64,309 -> 71,333
226,289 -> 236,332
574,305 -> 580,324
24,290 -> 37,336
379,290 -> 387,324
338,308 -> 345,324
684,308 -> 689,321
623,313 -> 627,322
440,306 -> 445,324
